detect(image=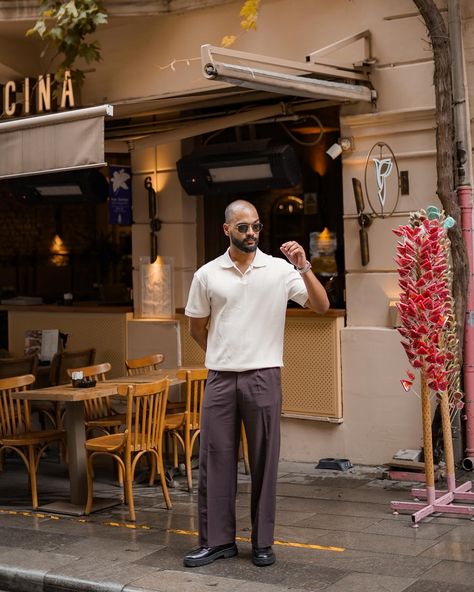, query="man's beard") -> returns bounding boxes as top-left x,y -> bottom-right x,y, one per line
230,233 -> 259,253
